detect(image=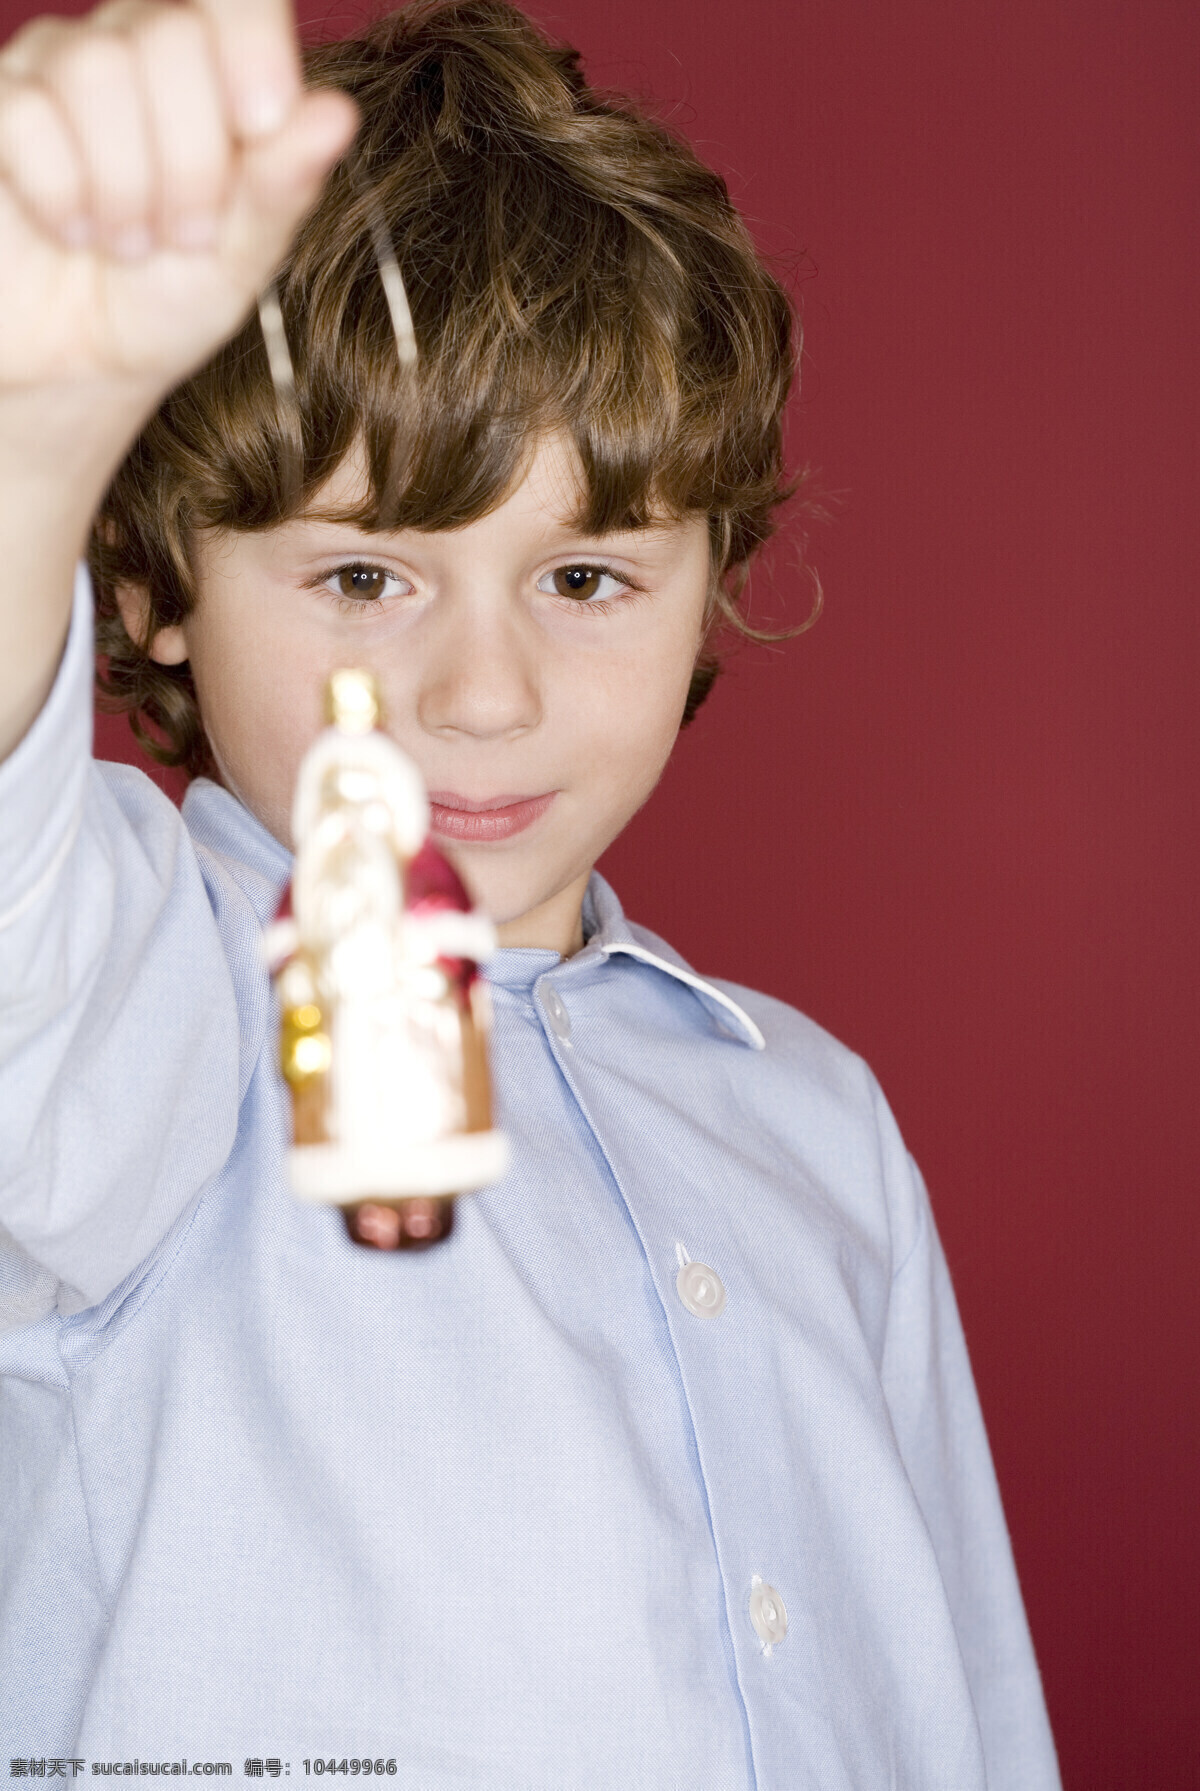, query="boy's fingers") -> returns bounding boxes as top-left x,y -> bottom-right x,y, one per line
229,84 -> 358,260
125,6 -> 232,247
0,72 -> 88,244
0,0 -> 355,278
25,28 -> 156,256
192,0 -> 303,142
